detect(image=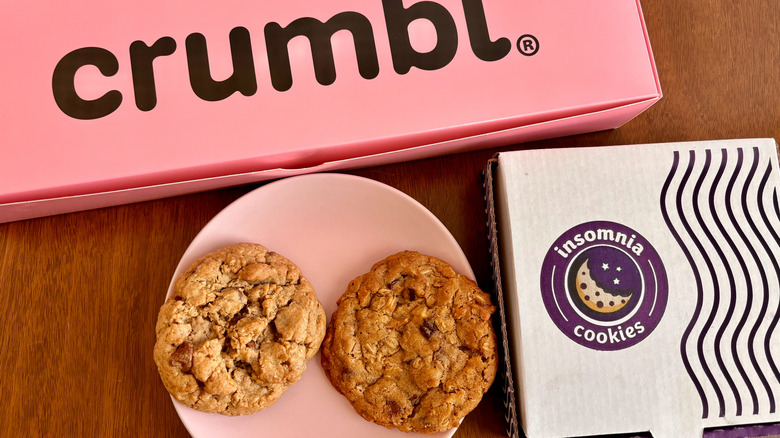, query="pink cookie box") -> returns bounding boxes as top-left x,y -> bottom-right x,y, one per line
0,0 -> 661,223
